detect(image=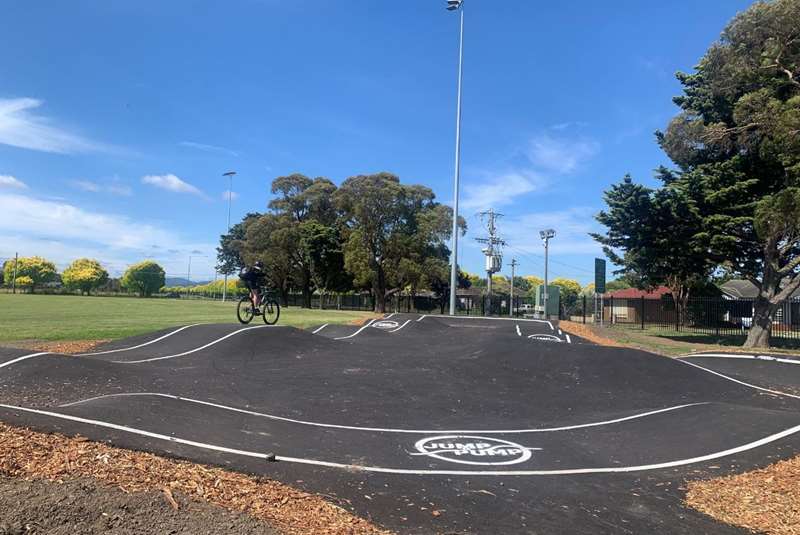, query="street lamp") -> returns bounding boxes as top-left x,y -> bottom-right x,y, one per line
222,171 -> 237,302
540,229 -> 556,319
187,253 -> 207,286
447,0 -> 465,316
